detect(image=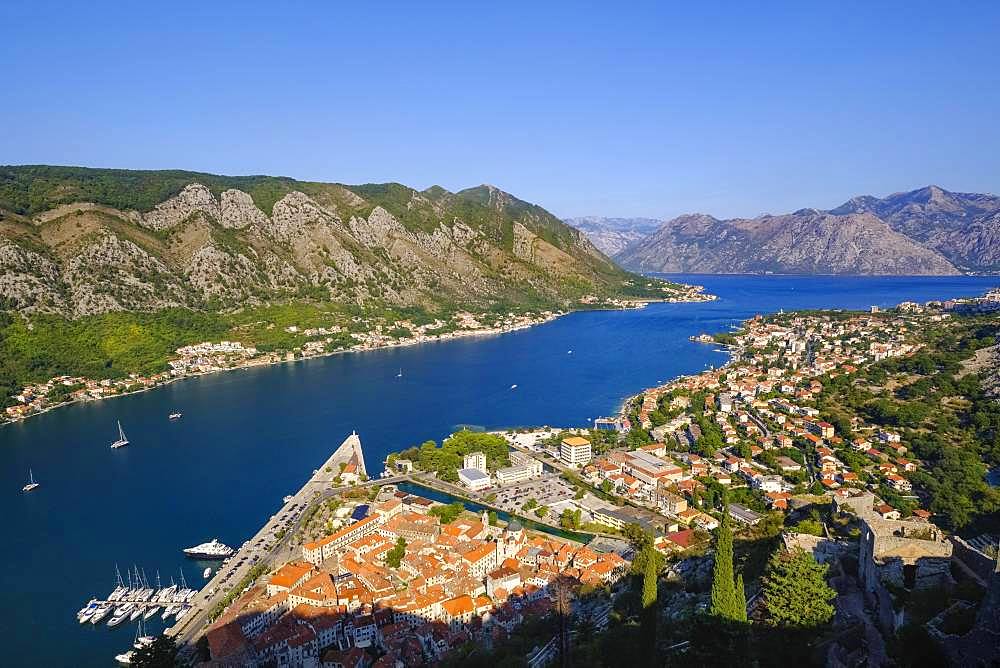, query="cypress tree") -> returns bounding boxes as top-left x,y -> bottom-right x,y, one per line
642,549 -> 658,609
710,510 -> 739,620
735,572 -> 748,622
640,547 -> 659,665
